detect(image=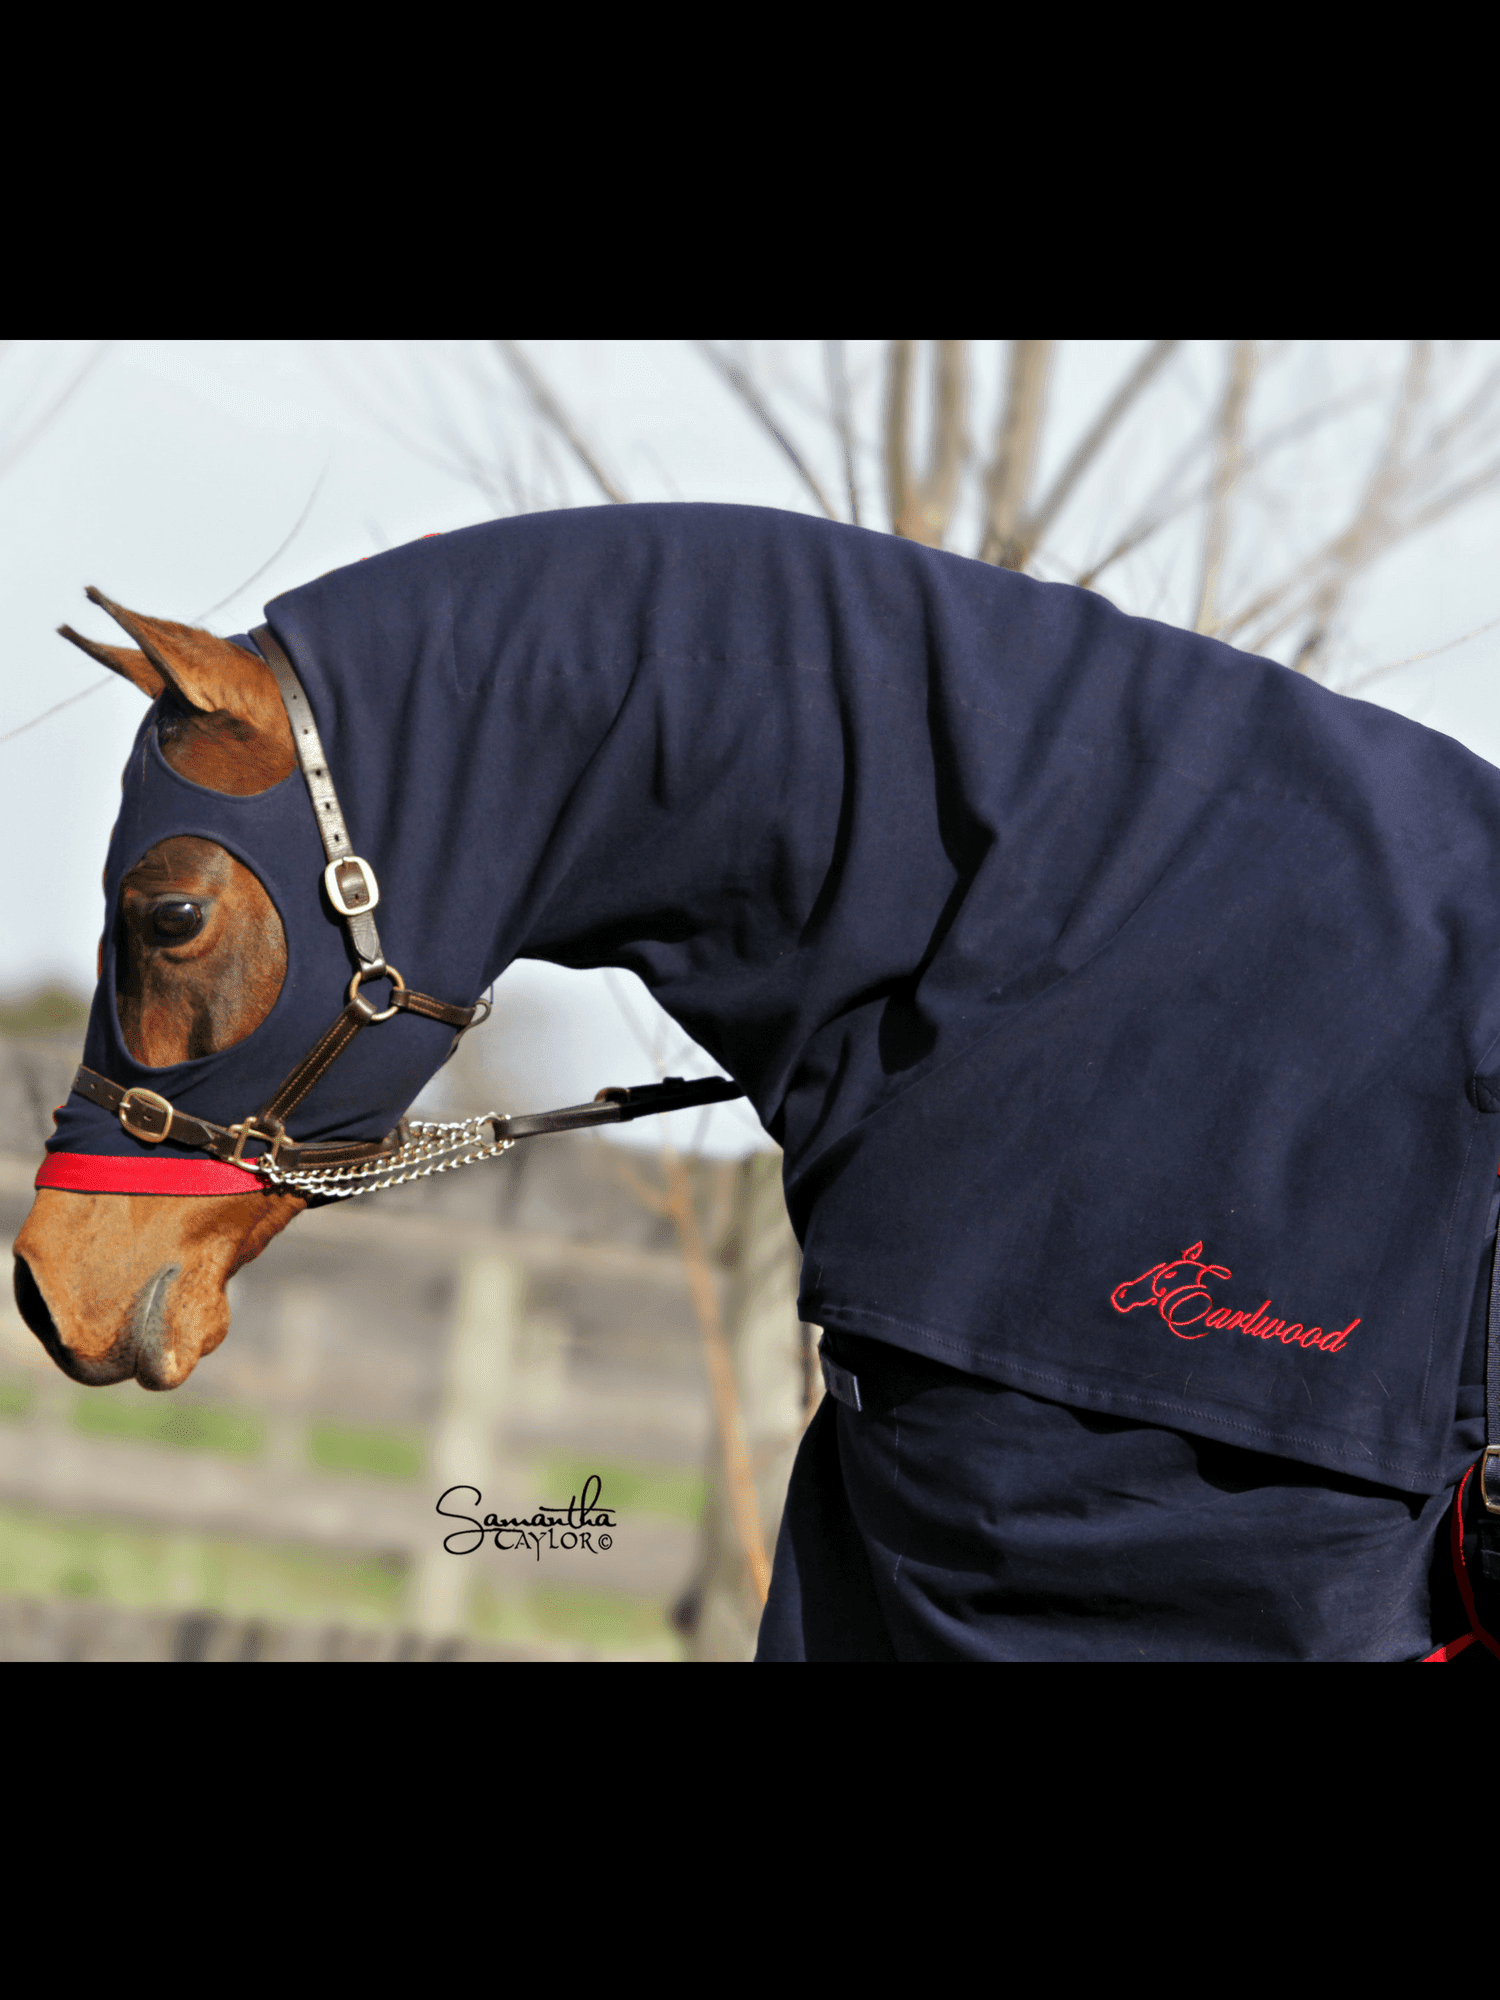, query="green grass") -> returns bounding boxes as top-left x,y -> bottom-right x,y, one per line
0,1503 -> 407,1627
72,1393 -> 264,1457
471,1580 -> 685,1659
0,1504 -> 683,1653
534,1453 -> 707,1524
0,1379 -> 33,1422
306,1421 -> 425,1480
0,987 -> 91,1036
